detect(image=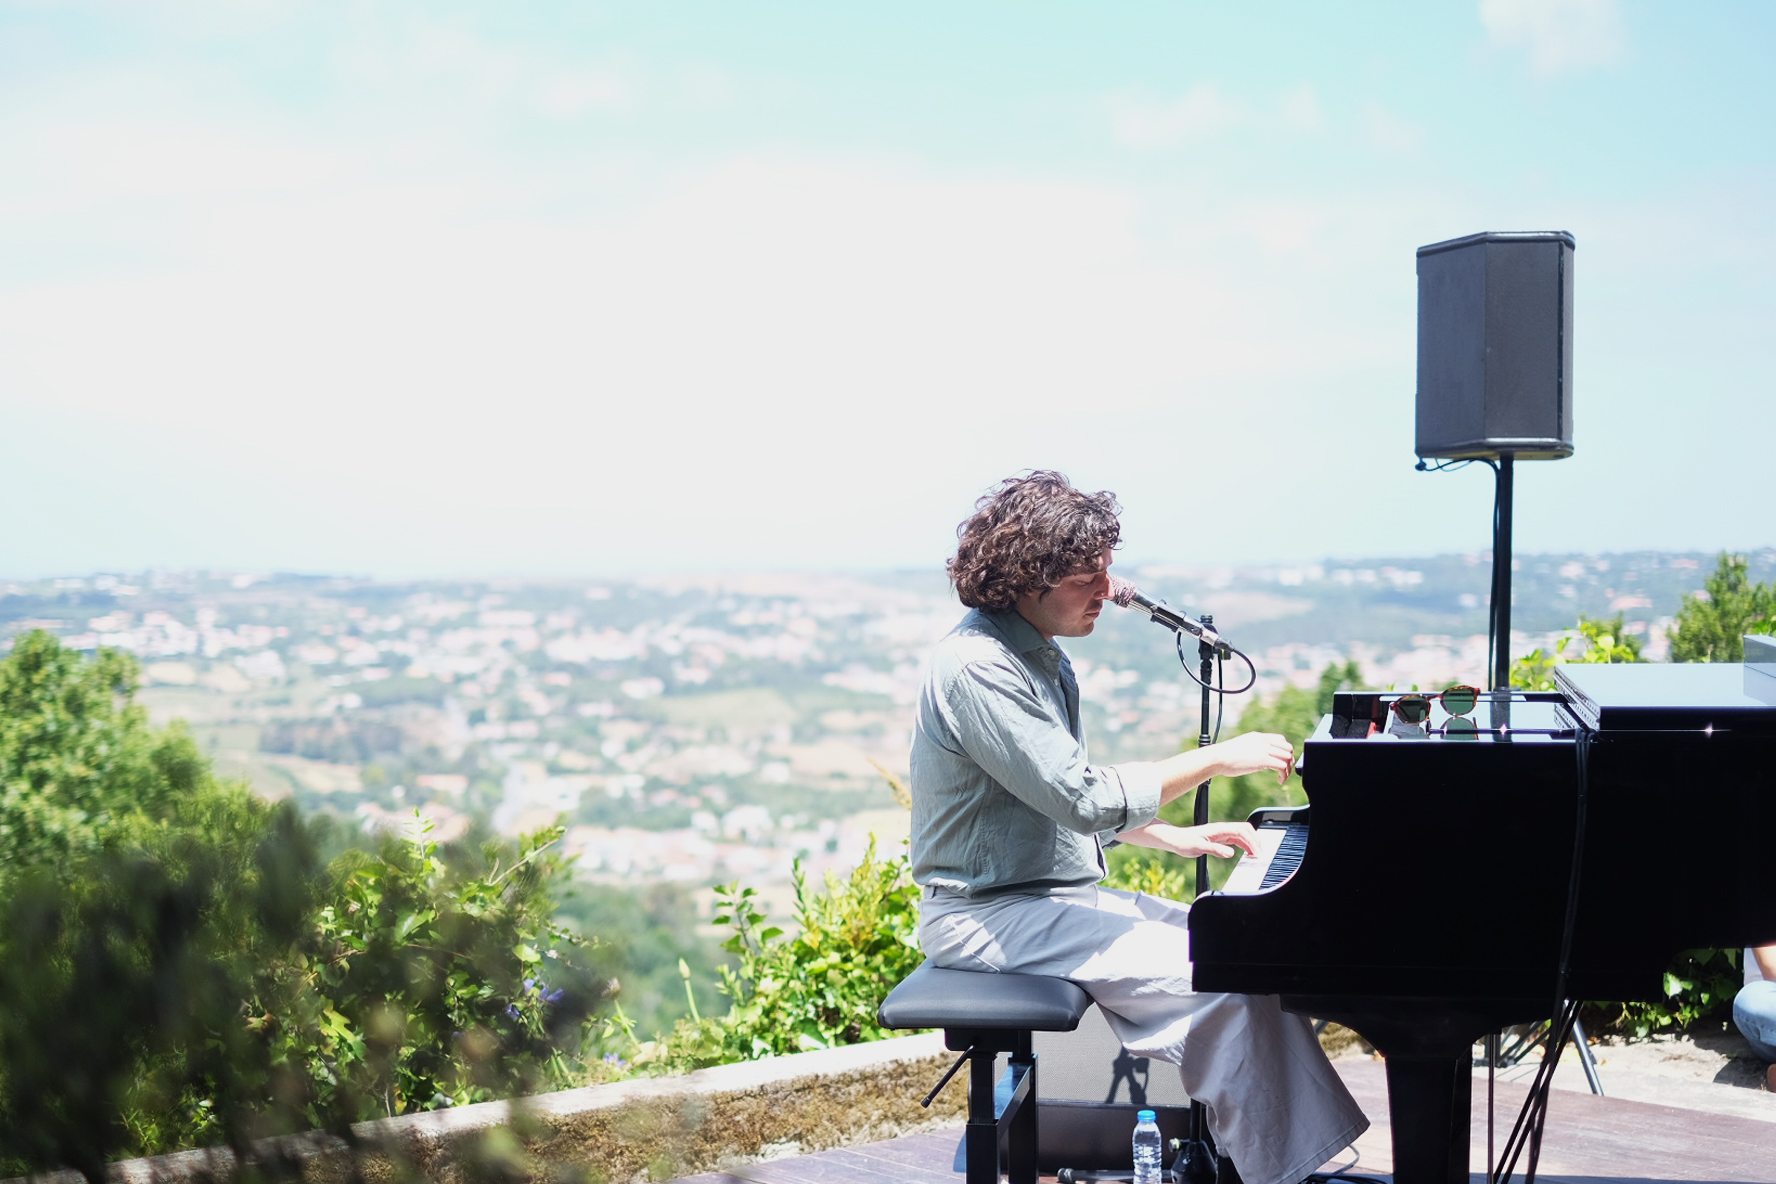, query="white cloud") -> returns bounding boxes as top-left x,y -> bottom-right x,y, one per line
326,13 -> 644,123
1361,102 -> 1425,154
1108,83 -> 1246,149
1480,0 -> 1627,76
1,153 -> 1285,432
0,103 -> 1434,573
1230,201 -> 1335,257
1277,84 -> 1327,132
3,6 -> 1761,575
1108,82 -> 1332,151
530,70 -> 636,119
